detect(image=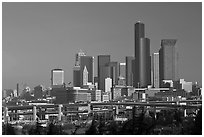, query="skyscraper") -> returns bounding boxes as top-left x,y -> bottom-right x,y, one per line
119,63 -> 126,79
51,69 -> 64,88
126,56 -> 134,86
73,50 -> 86,87
98,55 -> 111,91
108,61 -> 118,86
134,21 -> 151,88
83,66 -> 88,85
152,53 -> 160,88
105,77 -> 112,92
75,49 -> 86,66
80,56 -> 94,86
159,39 -> 178,86
73,66 -> 81,87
